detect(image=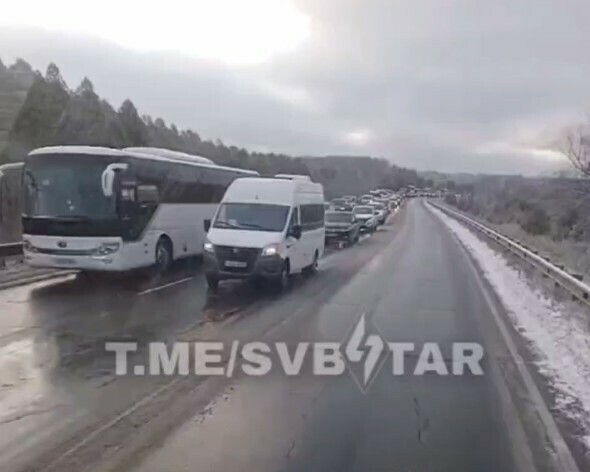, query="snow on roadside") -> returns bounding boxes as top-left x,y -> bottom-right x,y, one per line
429,204 -> 590,448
